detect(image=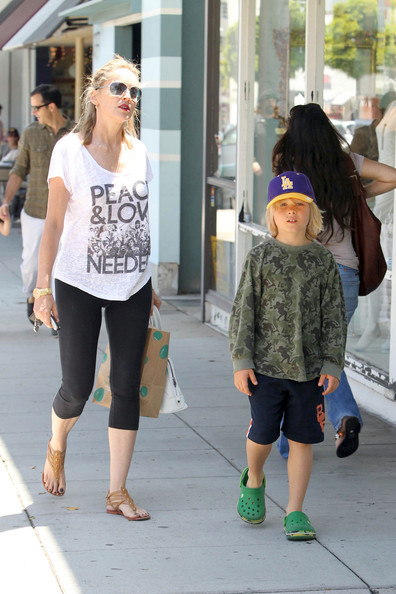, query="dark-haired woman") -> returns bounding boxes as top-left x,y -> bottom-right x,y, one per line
272,103 -> 396,458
